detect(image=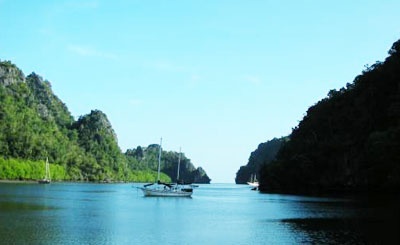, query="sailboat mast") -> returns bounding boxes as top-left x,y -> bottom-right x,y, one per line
48,158 -> 51,181
177,147 -> 181,182
157,138 -> 162,181
45,157 -> 49,180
